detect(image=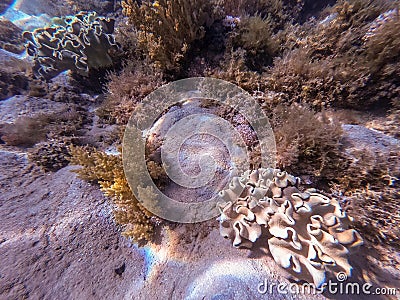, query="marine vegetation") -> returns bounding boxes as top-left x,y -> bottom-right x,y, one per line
29,140 -> 71,171
97,60 -> 164,125
0,19 -> 25,53
228,15 -> 279,69
218,168 -> 363,287
260,0 -> 400,110
23,11 -> 119,79
333,133 -> 400,247
270,103 -> 344,180
0,107 -> 85,147
121,0 -> 221,73
68,145 -> 160,243
206,49 -> 264,92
